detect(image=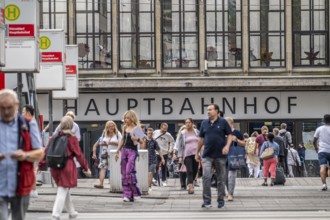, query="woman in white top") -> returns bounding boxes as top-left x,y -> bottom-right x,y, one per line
93,120 -> 121,188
